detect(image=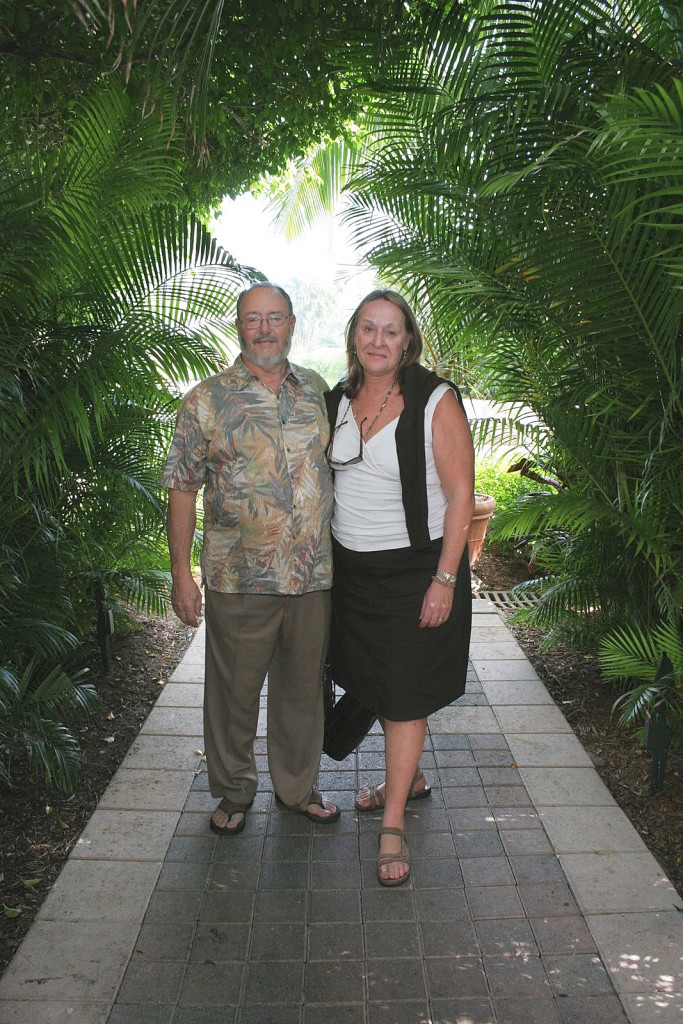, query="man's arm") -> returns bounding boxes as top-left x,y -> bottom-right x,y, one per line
167,488 -> 203,627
